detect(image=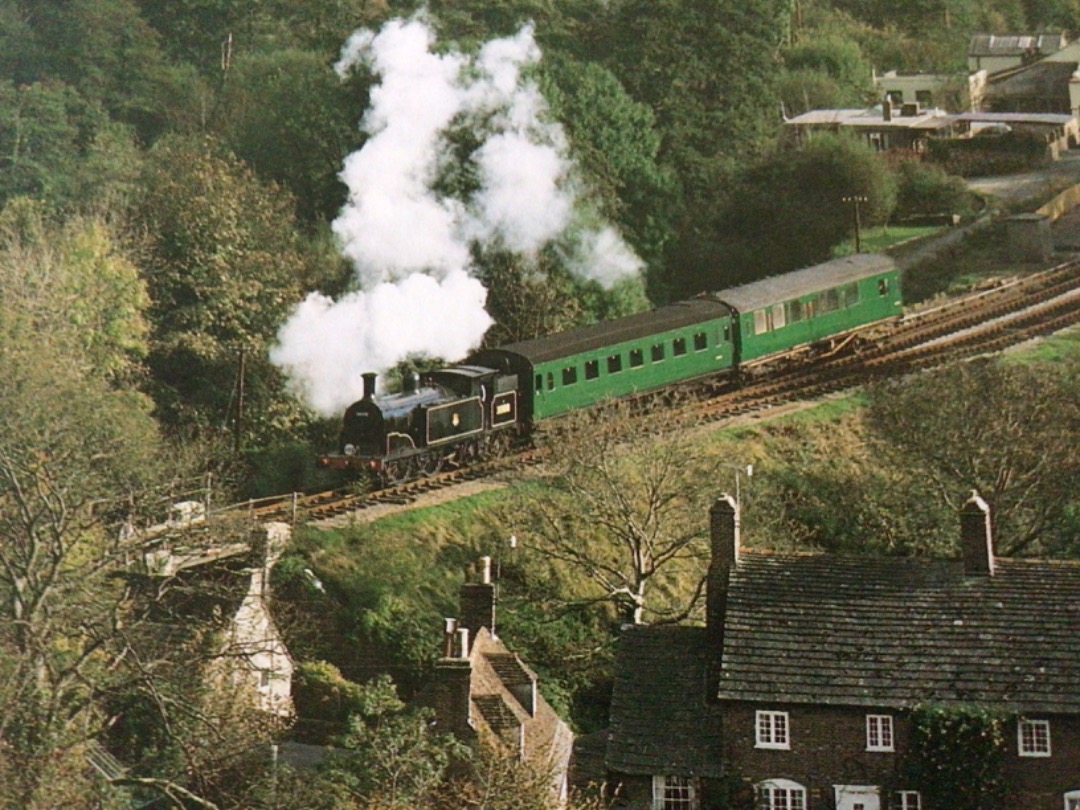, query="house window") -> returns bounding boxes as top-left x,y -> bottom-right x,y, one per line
562,367 -> 577,386
756,710 -> 790,749
1018,718 -> 1051,757
585,359 -> 599,380
607,354 -> 623,374
651,343 -> 665,362
866,714 -> 894,752
673,337 -> 687,356
630,348 -> 644,368
896,791 -> 921,810
758,779 -> 806,810
1065,790 -> 1080,810
652,775 -> 698,810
